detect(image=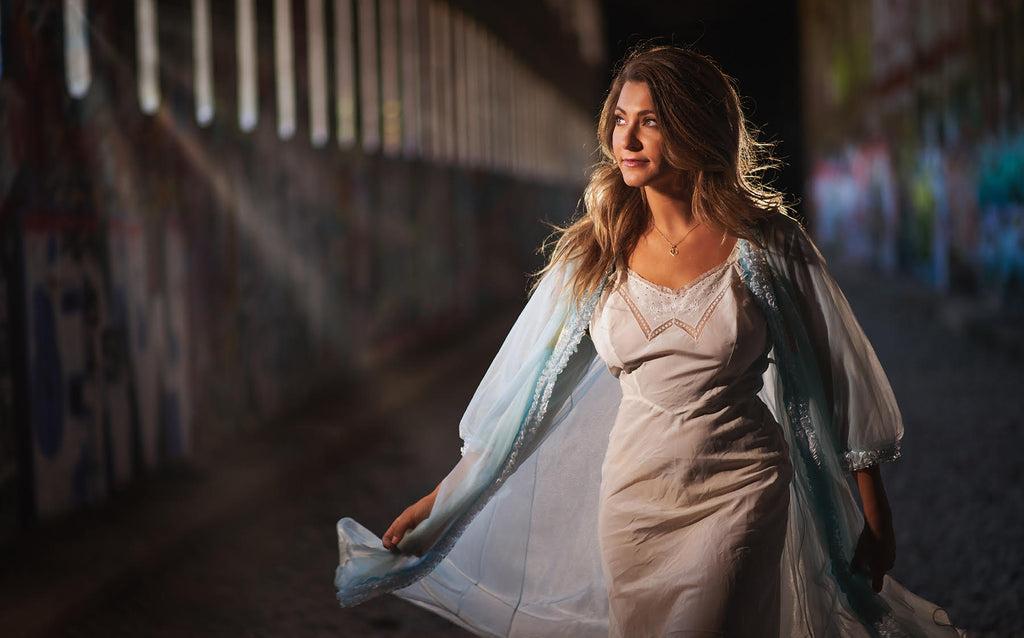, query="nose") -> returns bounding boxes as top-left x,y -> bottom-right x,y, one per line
623,123 -> 642,151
